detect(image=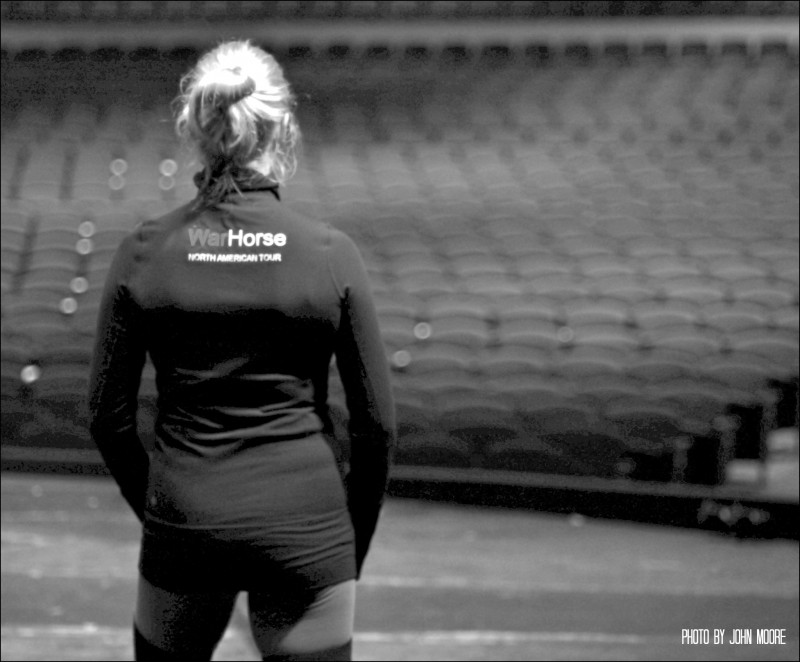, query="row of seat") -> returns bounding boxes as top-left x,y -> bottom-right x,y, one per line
4,276 -> 798,348
2,208 -> 797,267
3,1 -> 797,22
3,290 -> 795,351
2,320 -> 796,423
3,352 -> 794,483
3,72 -> 795,143
3,270 -> 797,336
3,173 -> 796,241
2,189 -> 797,233
3,43 -> 796,127
2,141 -> 796,227
4,236 -> 797,288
